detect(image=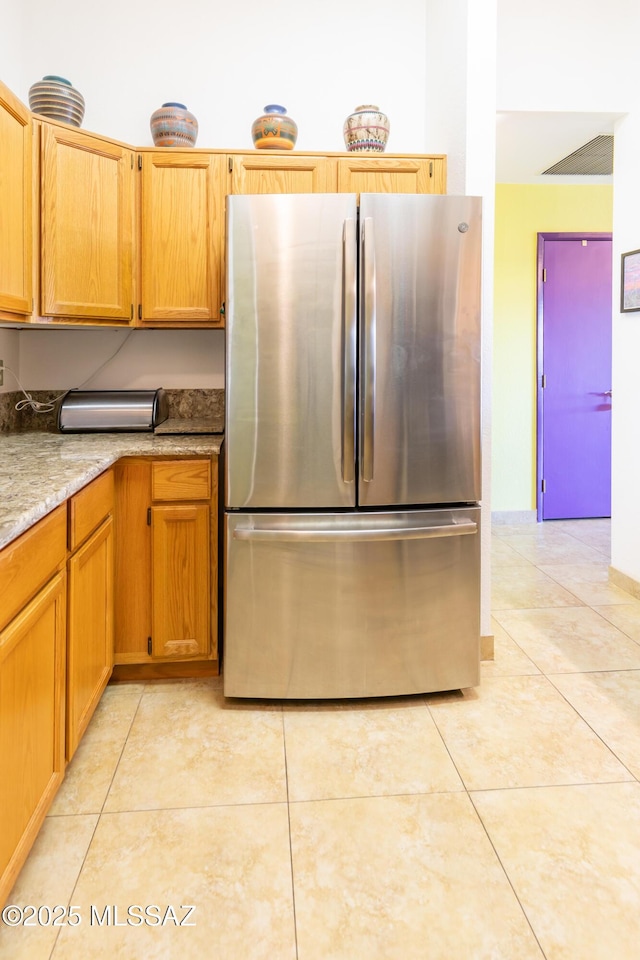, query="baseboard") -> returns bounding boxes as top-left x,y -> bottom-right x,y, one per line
480,634 -> 494,661
609,565 -> 640,600
491,510 -> 537,525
